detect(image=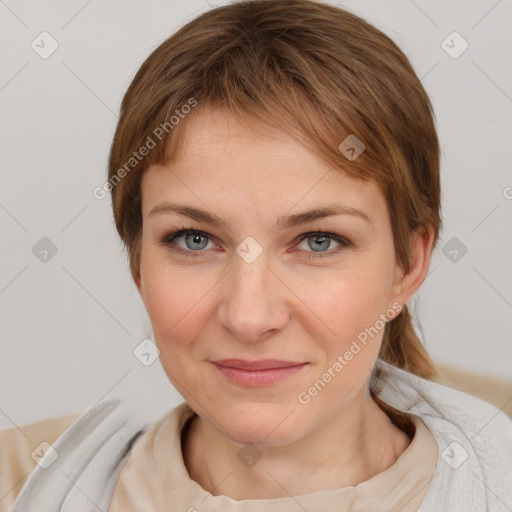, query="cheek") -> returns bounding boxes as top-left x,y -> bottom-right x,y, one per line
144,280 -> 211,344
297,271 -> 389,414
139,253 -> 214,351
140,266 -> 215,399
305,261 -> 393,340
